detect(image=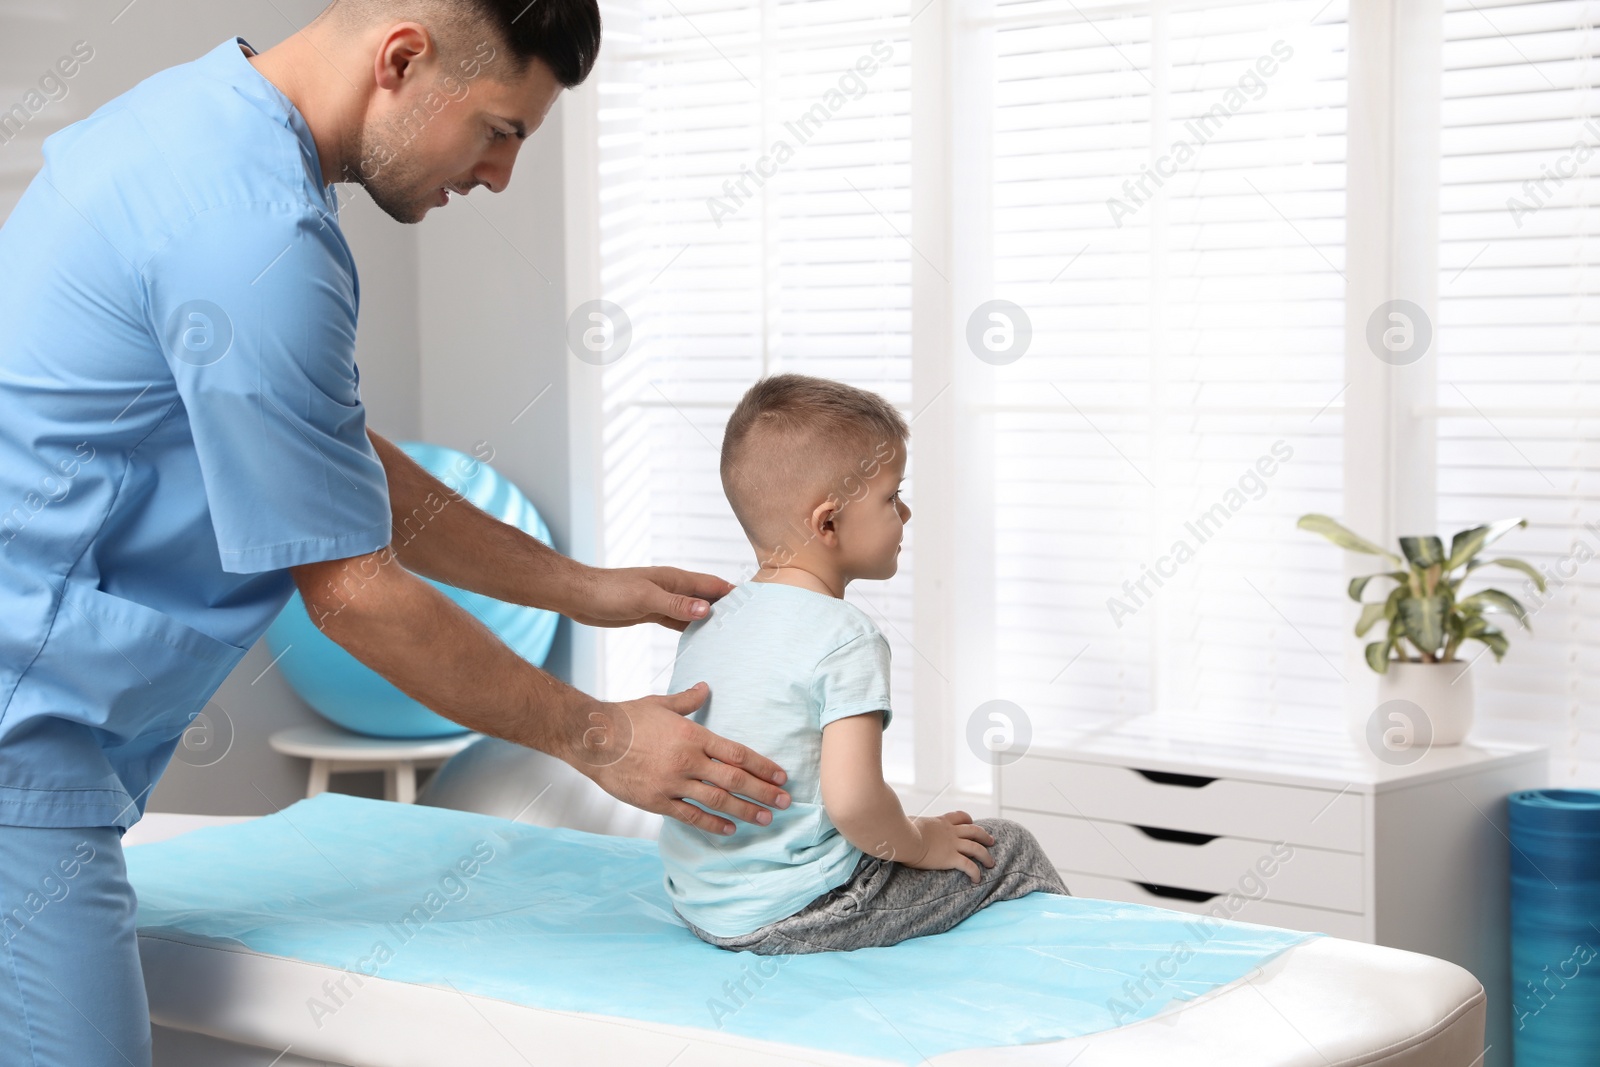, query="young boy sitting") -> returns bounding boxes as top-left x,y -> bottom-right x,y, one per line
659,373 -> 1068,955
